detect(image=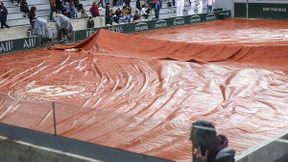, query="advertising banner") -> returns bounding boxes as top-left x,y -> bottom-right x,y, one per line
235,1 -> 288,19
0,37 -> 40,54
235,0 -> 288,4
75,10 -> 231,41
